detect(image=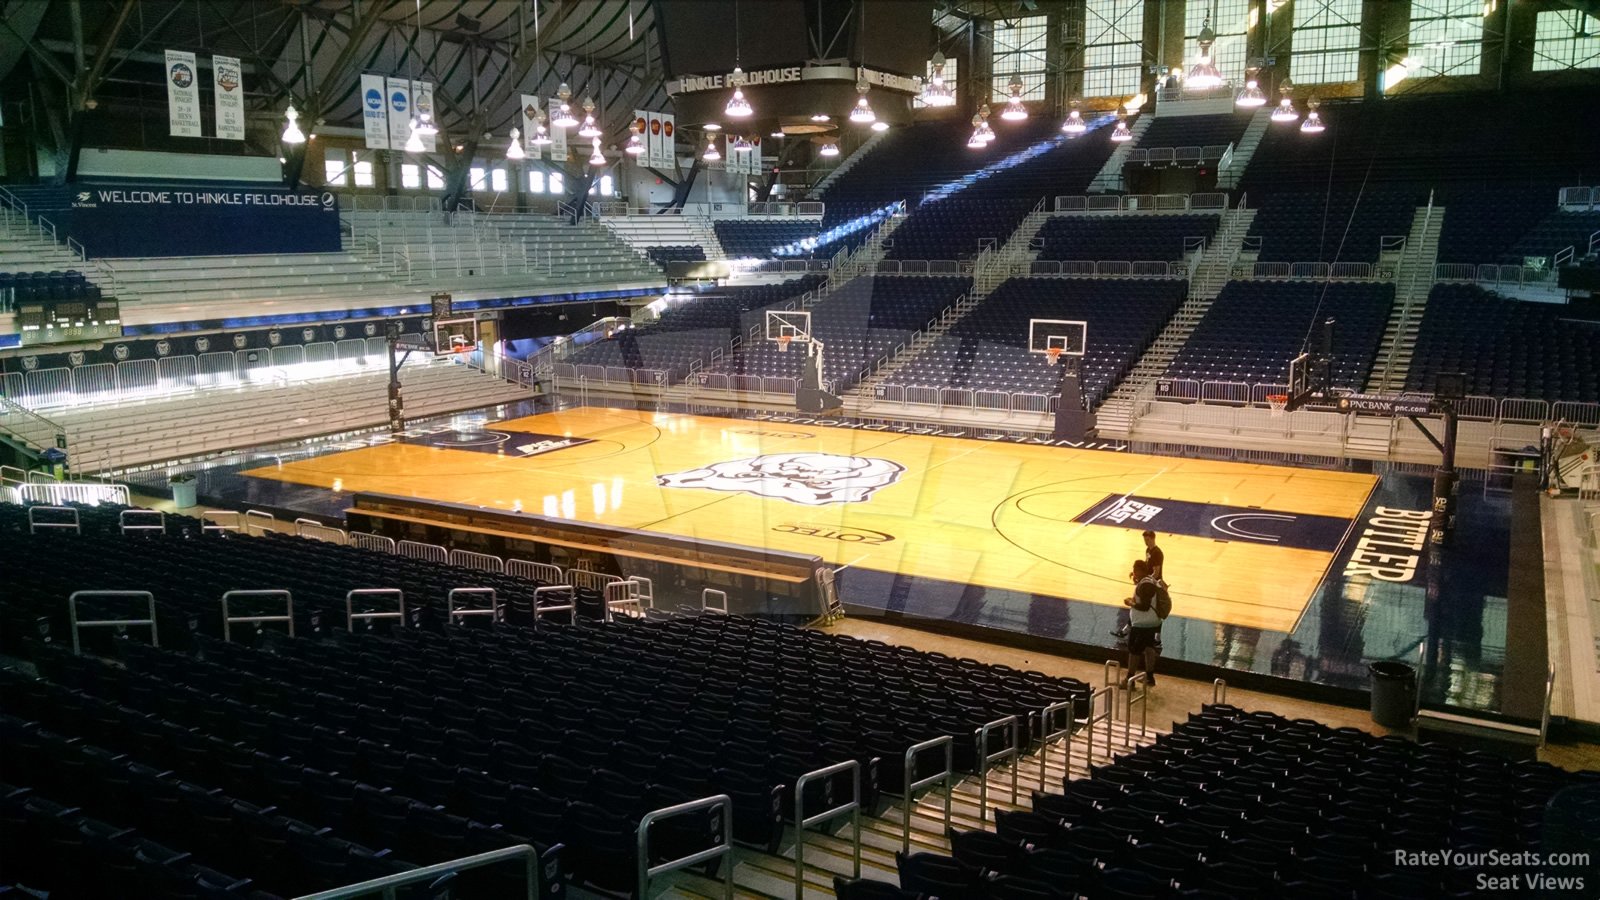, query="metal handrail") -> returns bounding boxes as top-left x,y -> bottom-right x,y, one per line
532,585 -> 576,625
899,736 -> 953,852
974,715 -> 1019,823
29,505 -> 80,534
221,589 -> 294,642
345,588 -> 405,630
1540,667 -> 1555,749
1082,687 -> 1115,775
636,794 -> 734,900
793,760 -> 861,900
1213,678 -> 1228,705
69,590 -> 158,654
701,588 -> 728,614
294,844 -> 540,900
1035,699 -> 1076,788
1122,674 -> 1149,745
447,587 -> 501,624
